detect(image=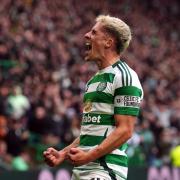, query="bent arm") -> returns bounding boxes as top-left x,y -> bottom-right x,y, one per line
62,136 -> 80,154
43,136 -> 80,166
88,115 -> 136,161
